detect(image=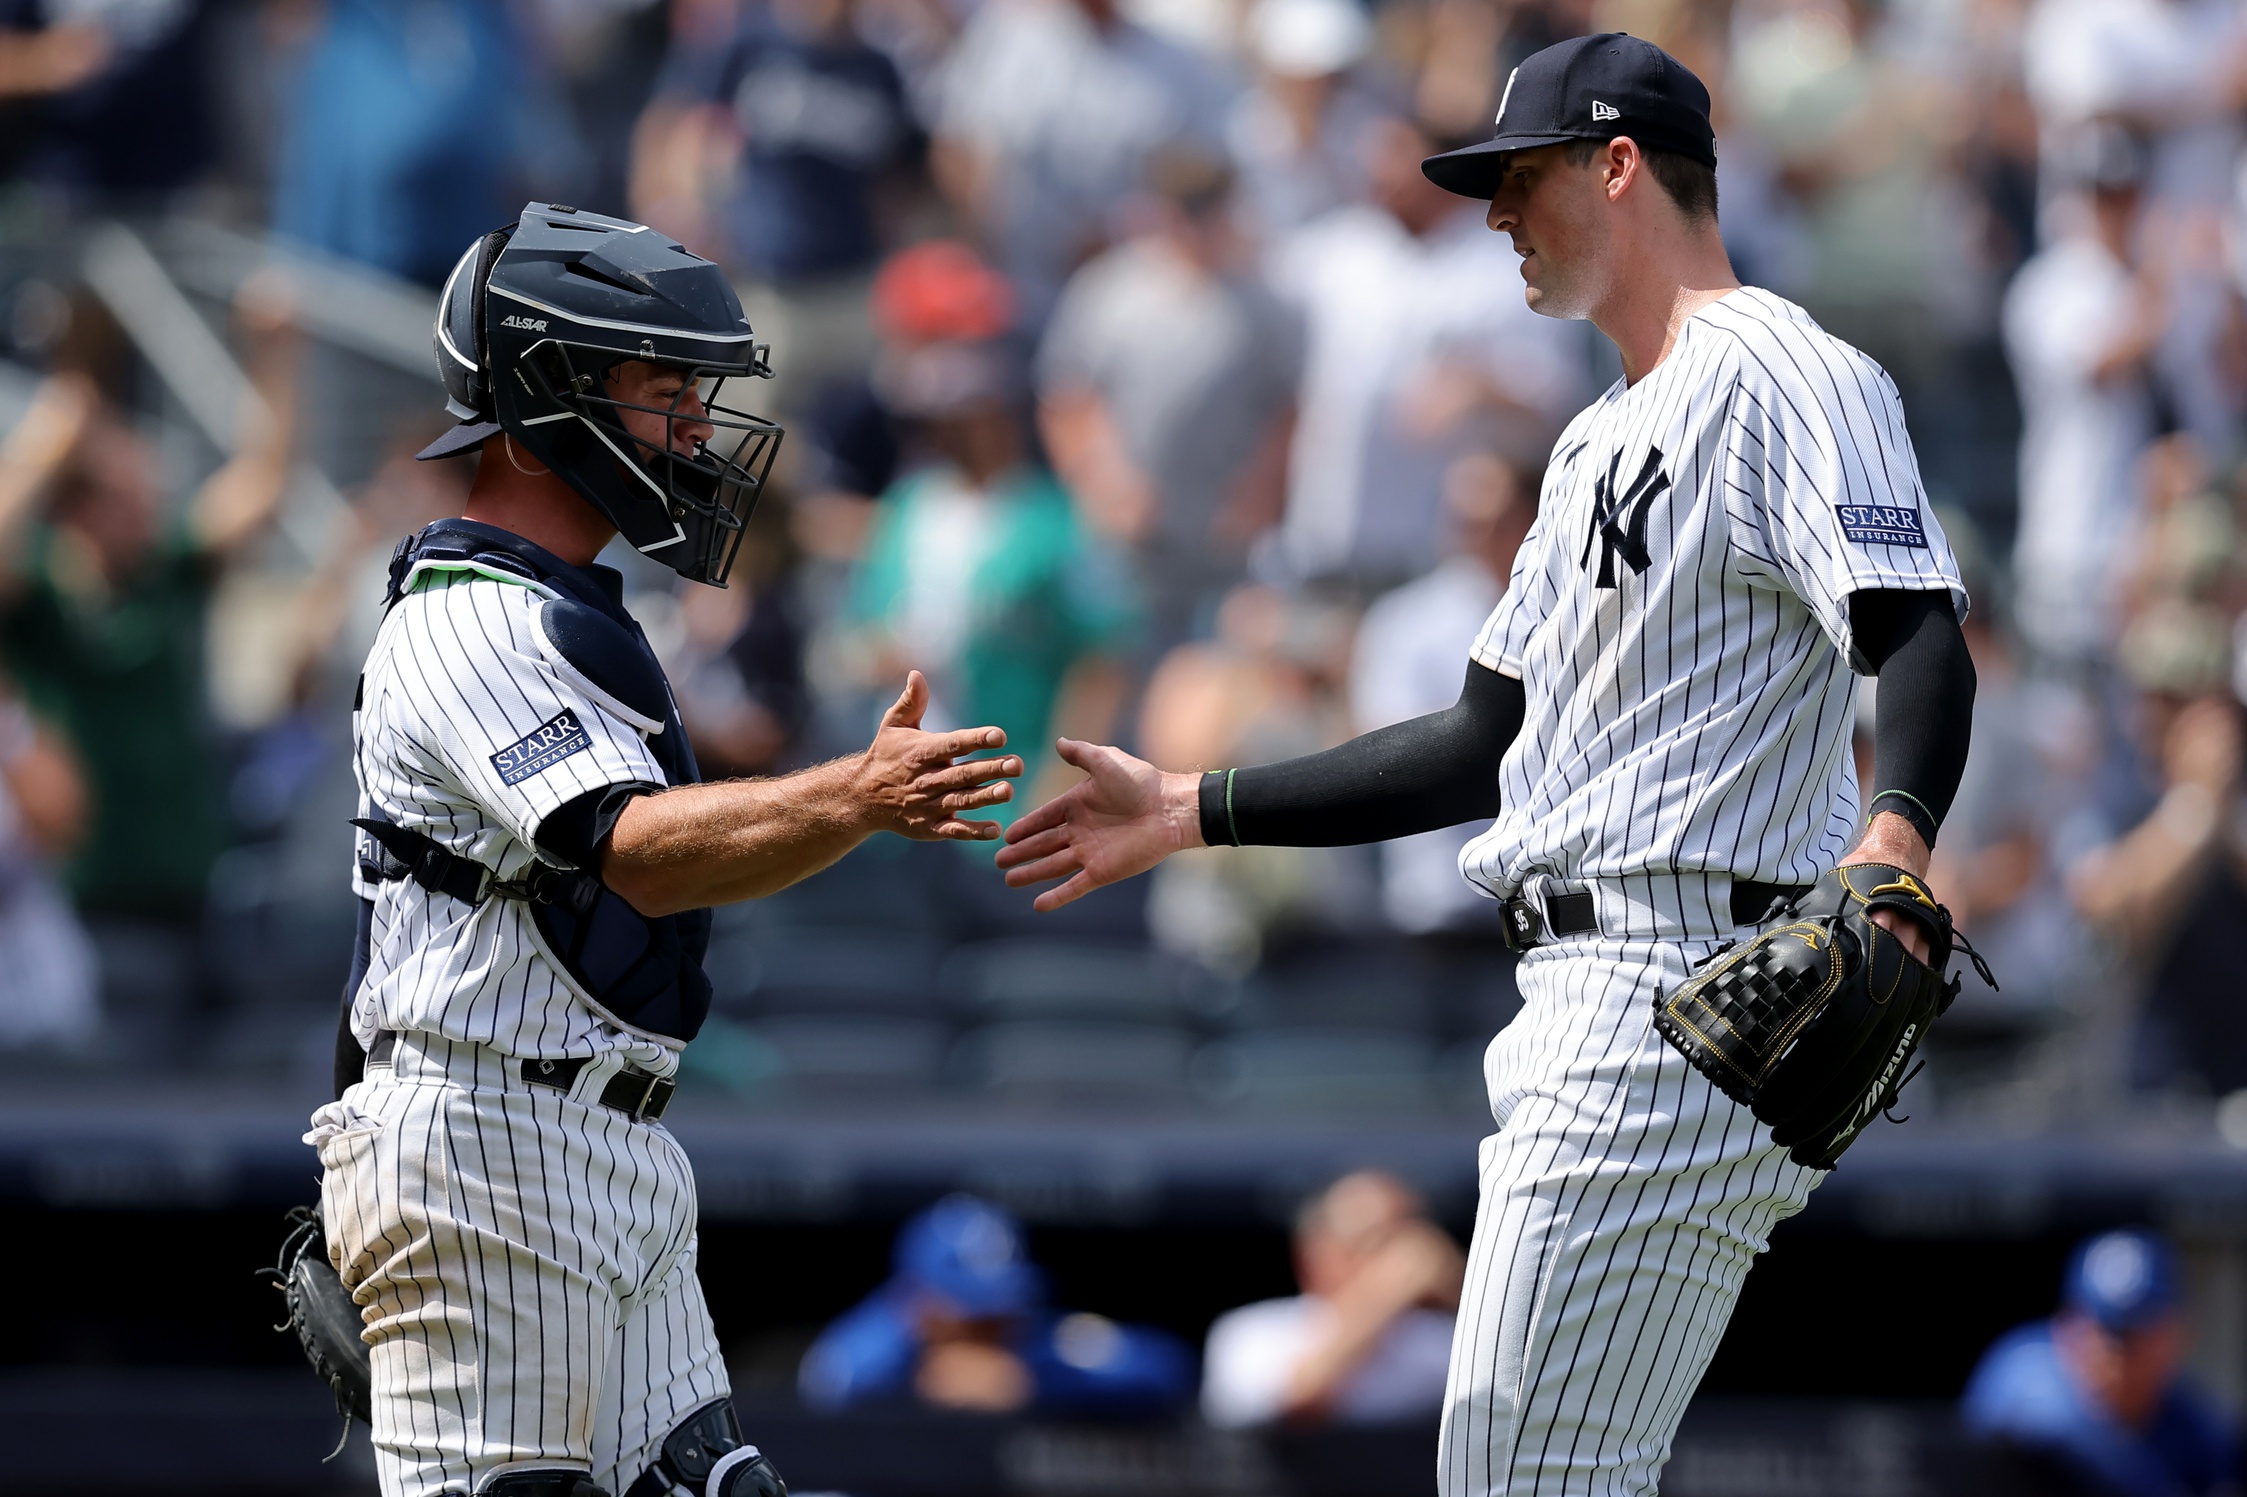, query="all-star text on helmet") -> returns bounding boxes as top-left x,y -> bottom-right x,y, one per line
418,203 -> 783,587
